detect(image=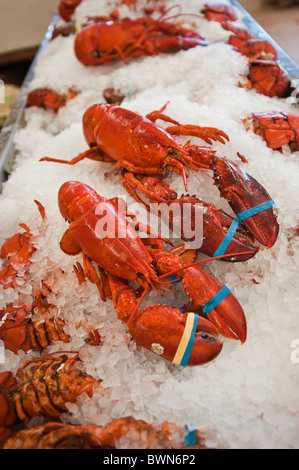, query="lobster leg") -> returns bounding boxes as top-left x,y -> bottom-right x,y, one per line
41,146 -> 115,165
166,123 -> 230,145
146,105 -> 229,145
107,273 -> 223,366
